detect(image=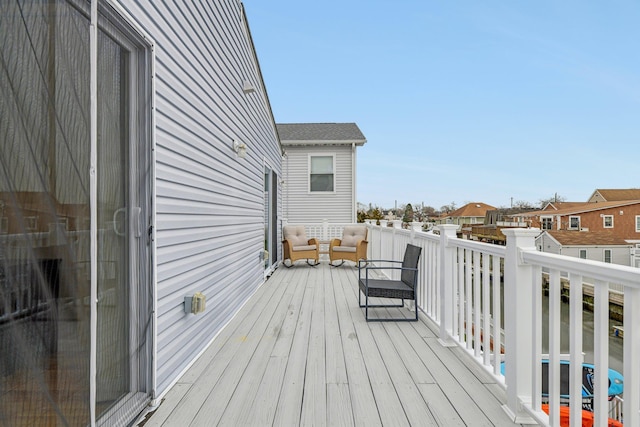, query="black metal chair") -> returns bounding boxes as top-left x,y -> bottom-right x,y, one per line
357,244 -> 422,321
